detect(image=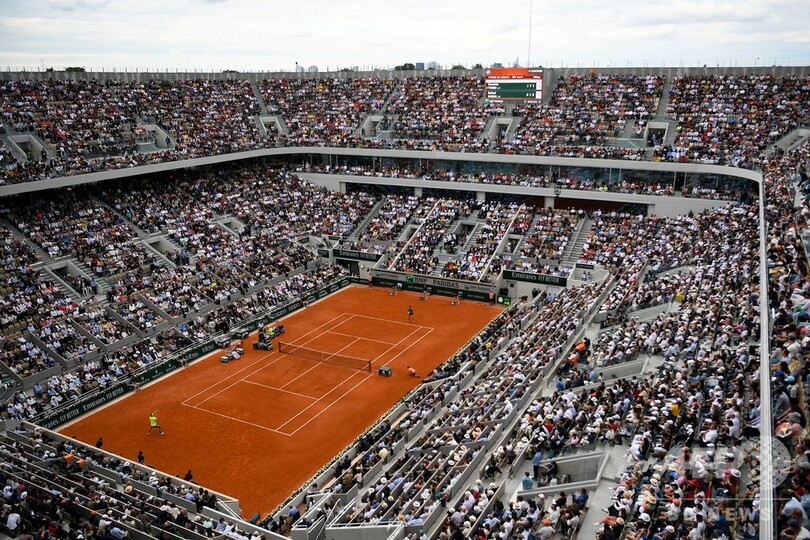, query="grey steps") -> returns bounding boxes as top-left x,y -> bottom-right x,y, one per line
655,76 -> 672,119
251,81 -> 270,115
347,198 -> 387,242
562,218 -> 593,266
1,132 -> 29,163
0,217 -> 51,262
70,259 -> 112,298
